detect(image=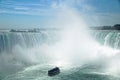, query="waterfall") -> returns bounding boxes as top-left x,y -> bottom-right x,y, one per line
0,31 -> 58,53
0,30 -> 60,78
92,30 -> 120,49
